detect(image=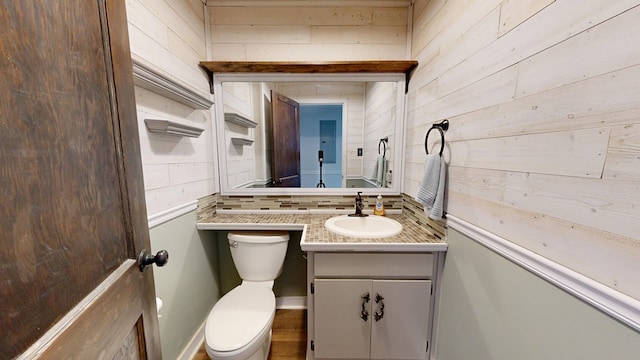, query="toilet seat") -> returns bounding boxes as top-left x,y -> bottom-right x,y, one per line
205,282 -> 276,359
